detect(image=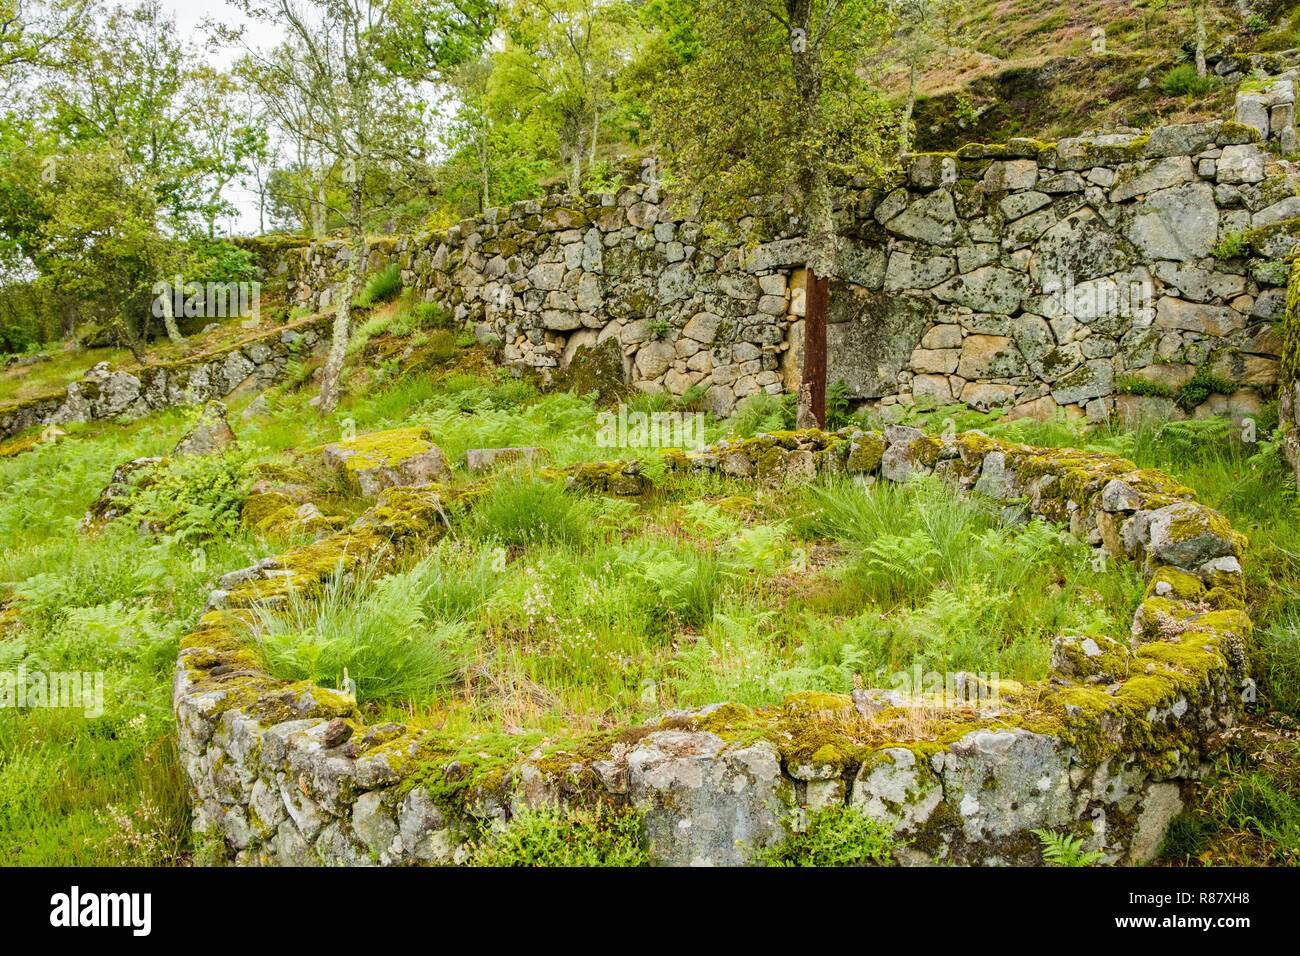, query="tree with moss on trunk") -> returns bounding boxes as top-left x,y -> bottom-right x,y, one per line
895,0 -> 966,155
231,0 -> 491,417
1189,0 -> 1208,78
654,0 -> 899,427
